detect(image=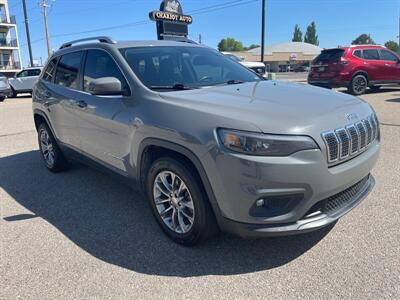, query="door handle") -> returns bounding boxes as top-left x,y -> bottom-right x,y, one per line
76,100 -> 87,108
